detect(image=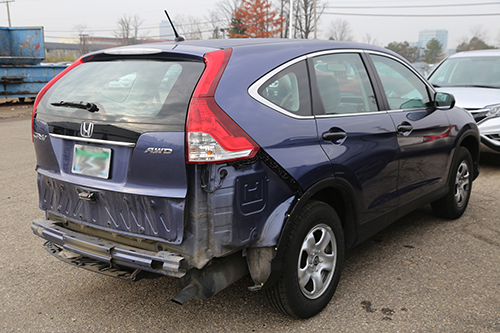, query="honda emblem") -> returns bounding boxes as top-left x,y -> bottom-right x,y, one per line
80,122 -> 94,138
